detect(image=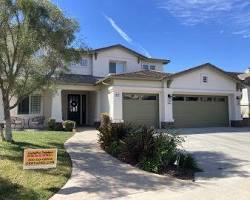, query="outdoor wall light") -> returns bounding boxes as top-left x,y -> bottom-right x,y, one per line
168,94 -> 173,104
